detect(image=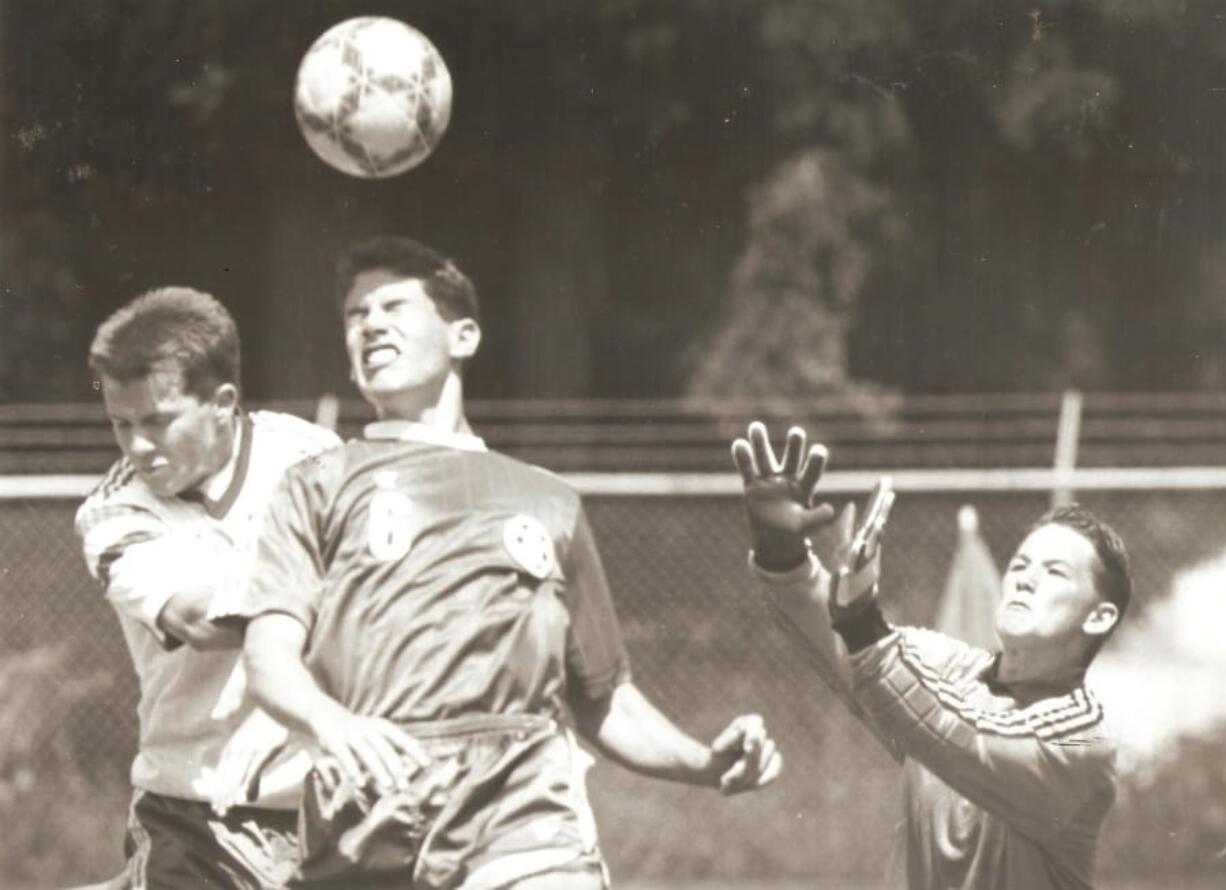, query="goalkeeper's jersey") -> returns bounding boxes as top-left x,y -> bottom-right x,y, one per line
75,410 -> 340,805
236,421 -> 633,723
851,627 -> 1116,890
